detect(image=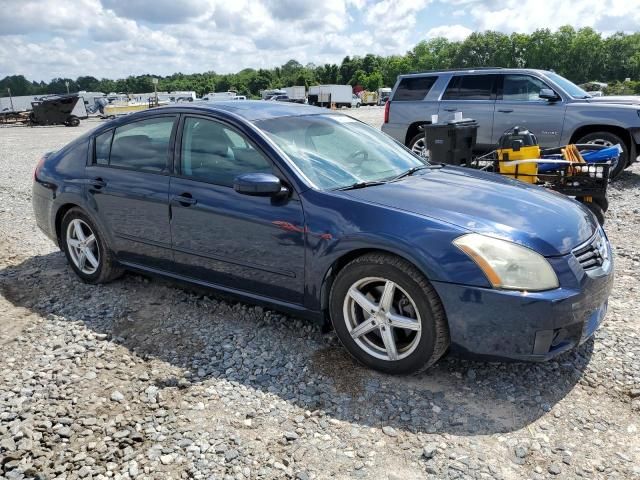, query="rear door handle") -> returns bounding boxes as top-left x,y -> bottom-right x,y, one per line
443,108 -> 458,112
498,109 -> 514,113
172,193 -> 197,206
